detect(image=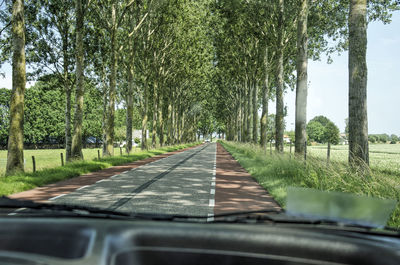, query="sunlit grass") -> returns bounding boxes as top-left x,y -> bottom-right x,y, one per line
221,141 -> 400,228
0,148 -> 102,175
0,143 -> 199,196
307,144 -> 400,174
